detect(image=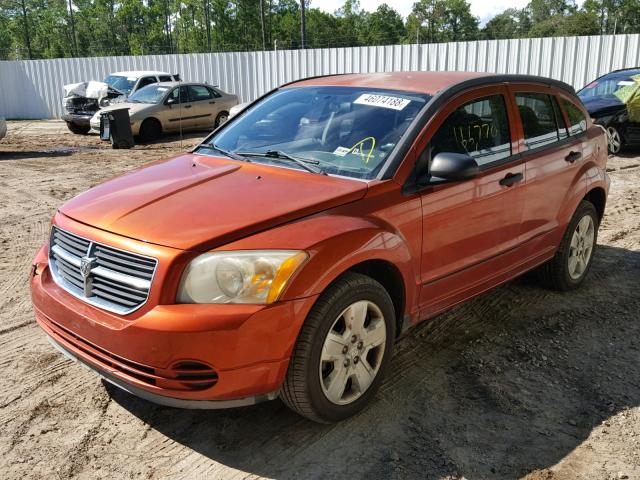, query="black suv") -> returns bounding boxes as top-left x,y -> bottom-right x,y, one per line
578,68 -> 640,154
